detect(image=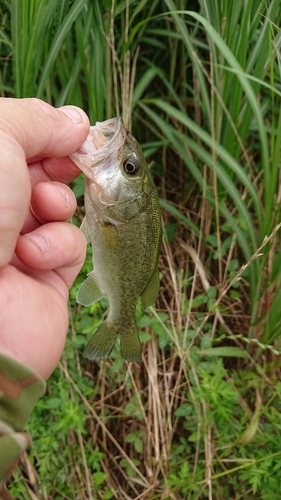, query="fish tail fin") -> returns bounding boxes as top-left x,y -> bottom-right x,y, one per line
83,321 -> 117,360
120,325 -> 142,363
